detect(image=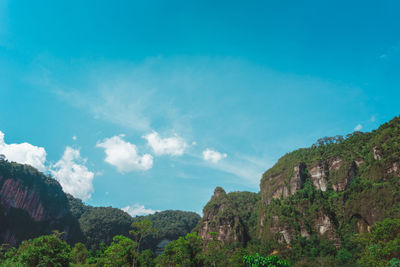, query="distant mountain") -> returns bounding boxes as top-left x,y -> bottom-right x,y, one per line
0,159 -> 200,252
